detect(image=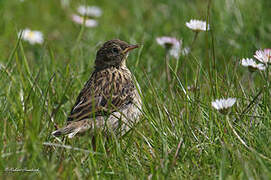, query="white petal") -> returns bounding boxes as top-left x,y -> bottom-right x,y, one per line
71,14 -> 98,27
186,19 -> 210,31
211,101 -> 219,109
77,5 -> 102,17
212,98 -> 236,110
18,28 -> 44,45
